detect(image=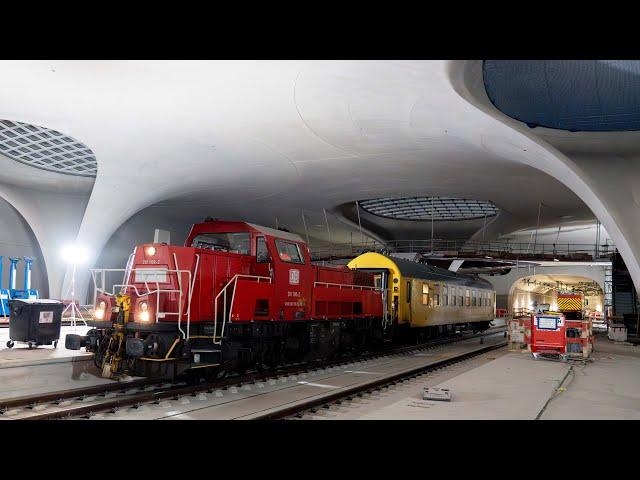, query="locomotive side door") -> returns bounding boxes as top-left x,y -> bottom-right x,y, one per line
253,236 -> 272,278
271,238 -> 312,321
